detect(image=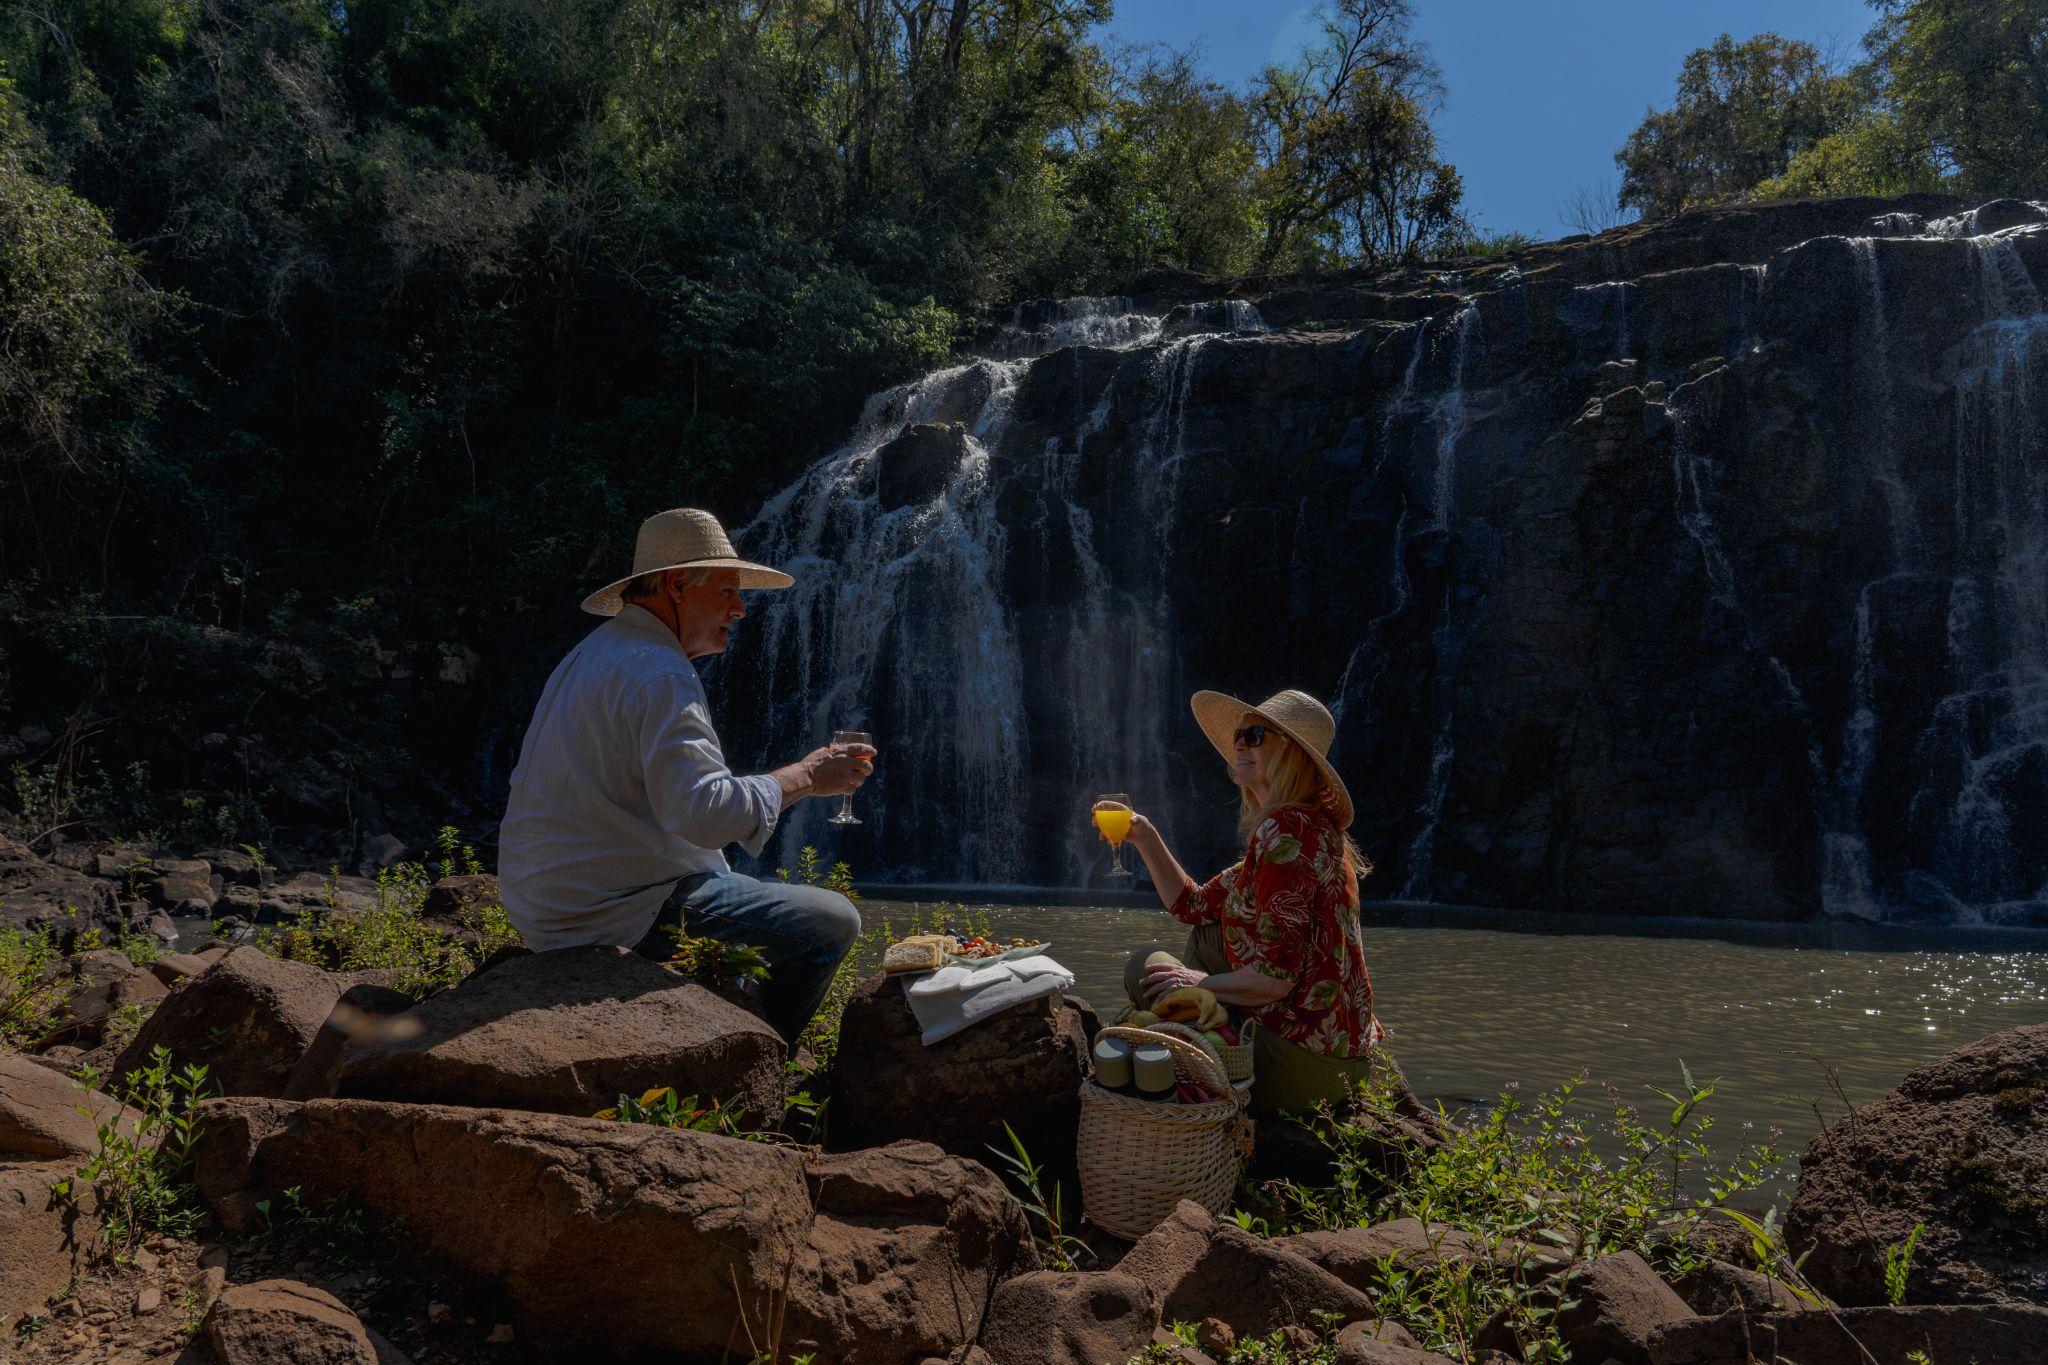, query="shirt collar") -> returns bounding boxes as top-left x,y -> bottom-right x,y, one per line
614,604 -> 693,662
